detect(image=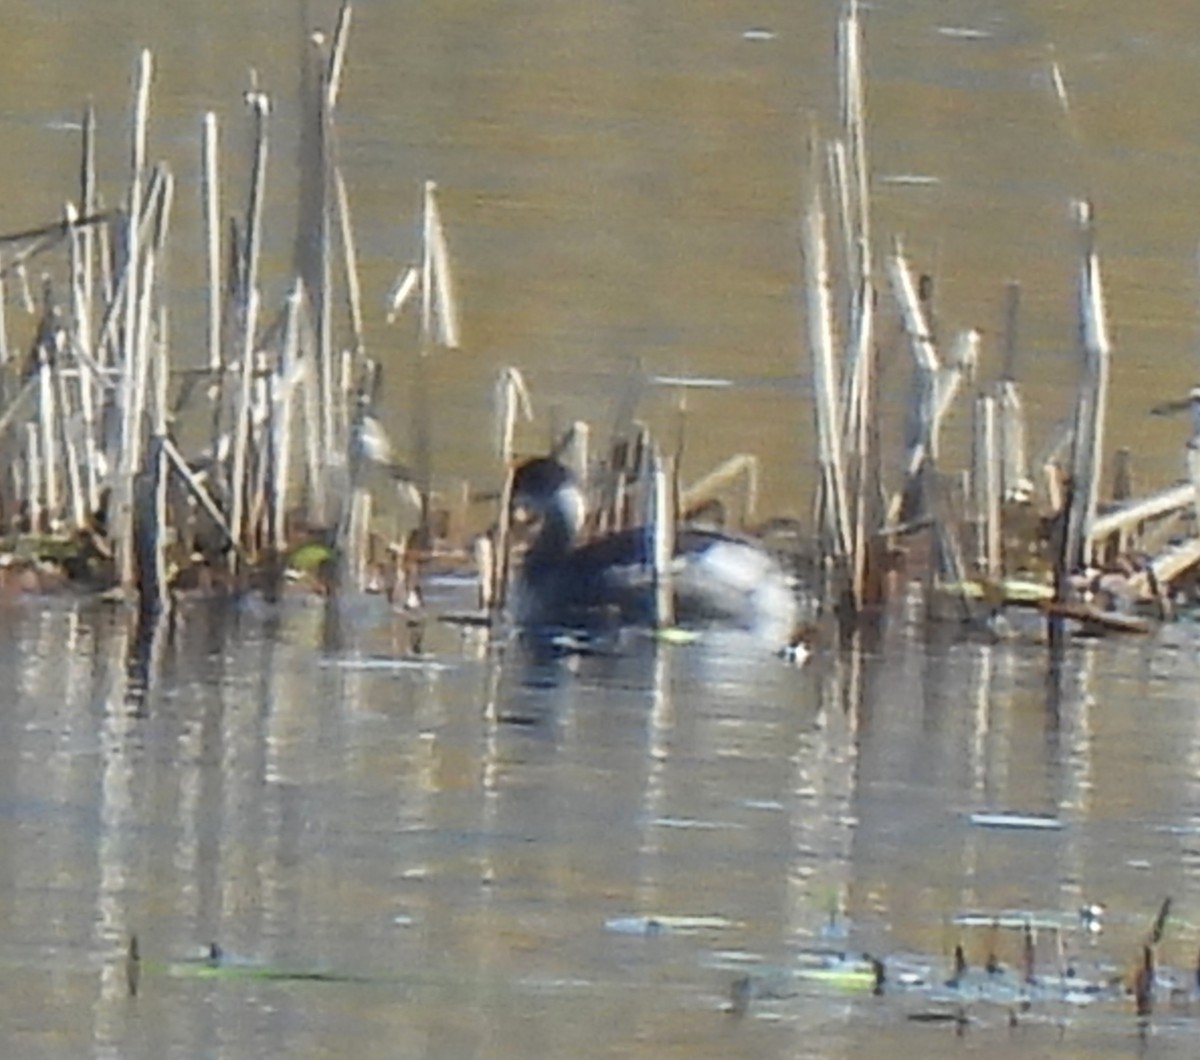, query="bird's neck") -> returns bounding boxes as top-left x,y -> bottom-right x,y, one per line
525,484 -> 584,575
